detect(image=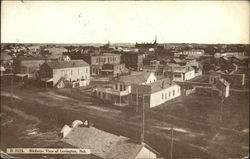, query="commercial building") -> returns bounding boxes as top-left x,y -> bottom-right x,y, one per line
174,49 -> 205,58
13,56 -> 47,80
81,53 -> 121,75
39,60 -> 90,88
101,63 -> 129,76
121,52 -> 144,71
